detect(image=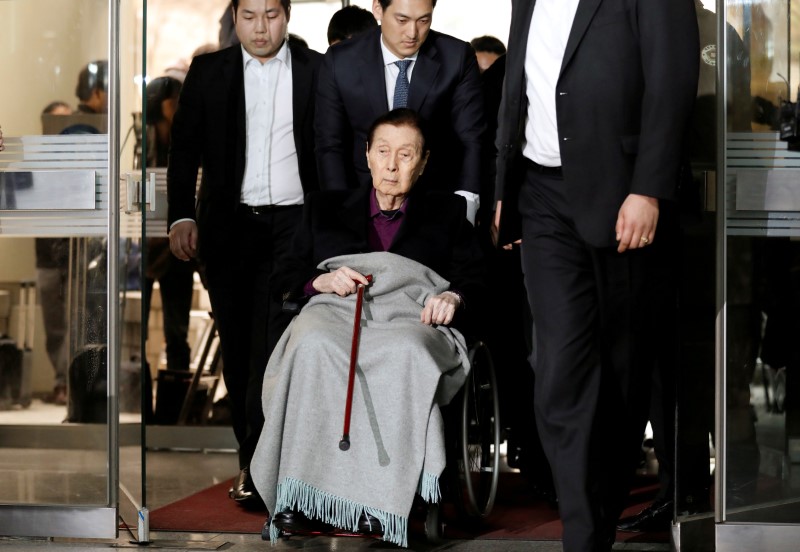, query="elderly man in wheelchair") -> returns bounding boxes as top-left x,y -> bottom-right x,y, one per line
249,108 -> 486,547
